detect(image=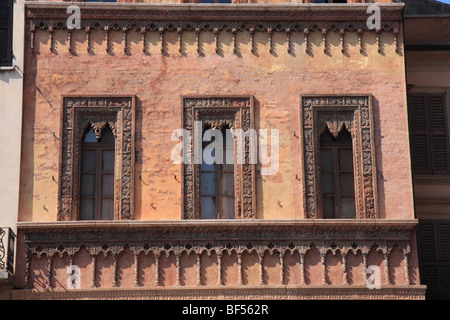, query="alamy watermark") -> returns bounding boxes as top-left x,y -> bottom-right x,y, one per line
366,265 -> 381,290
171,123 -> 279,176
67,265 -> 81,289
